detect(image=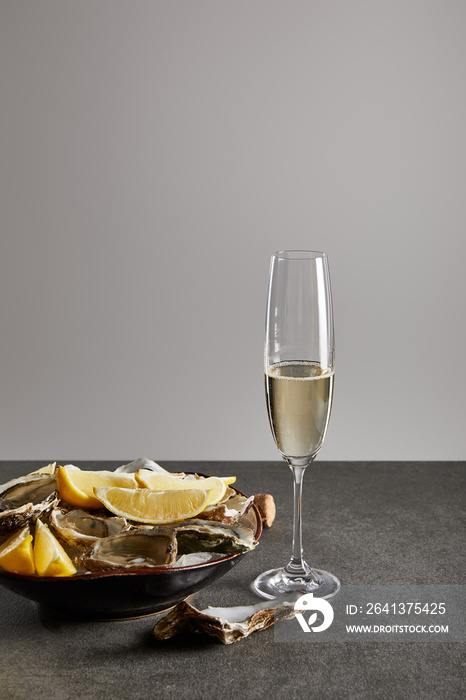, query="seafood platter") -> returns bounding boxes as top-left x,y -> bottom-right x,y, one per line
0,459 -> 262,619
